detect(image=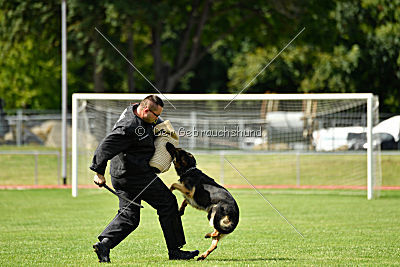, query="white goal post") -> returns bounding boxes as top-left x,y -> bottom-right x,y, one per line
72,93 -> 381,199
